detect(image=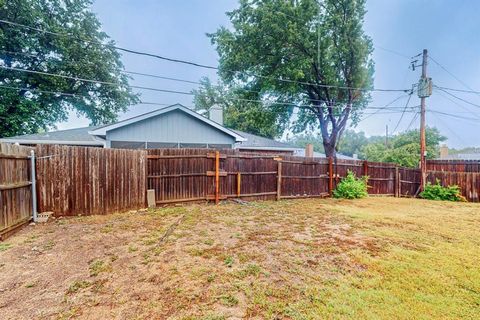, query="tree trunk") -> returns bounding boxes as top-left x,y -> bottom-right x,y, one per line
323,140 -> 336,158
